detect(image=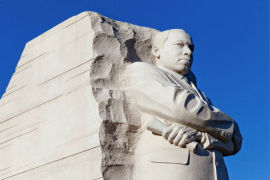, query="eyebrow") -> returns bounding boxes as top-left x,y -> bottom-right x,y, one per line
173,40 -> 193,45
